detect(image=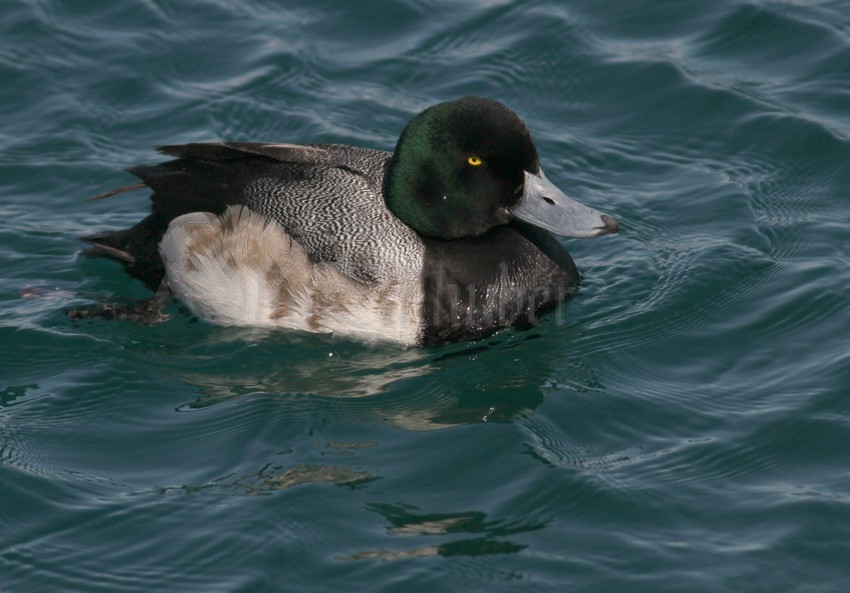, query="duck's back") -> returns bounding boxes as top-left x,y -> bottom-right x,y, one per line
92,142 -> 425,288
234,144 -> 424,284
